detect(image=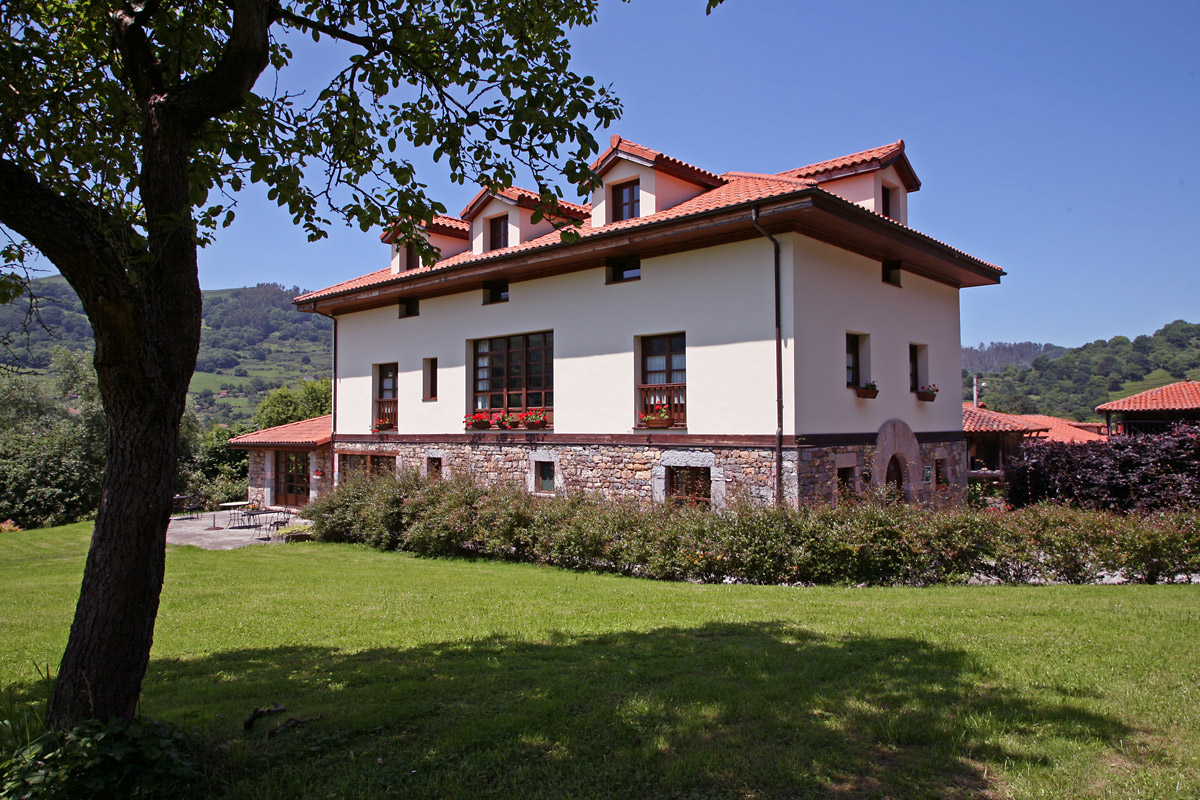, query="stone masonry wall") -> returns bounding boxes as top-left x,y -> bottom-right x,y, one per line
333,439 -> 968,507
